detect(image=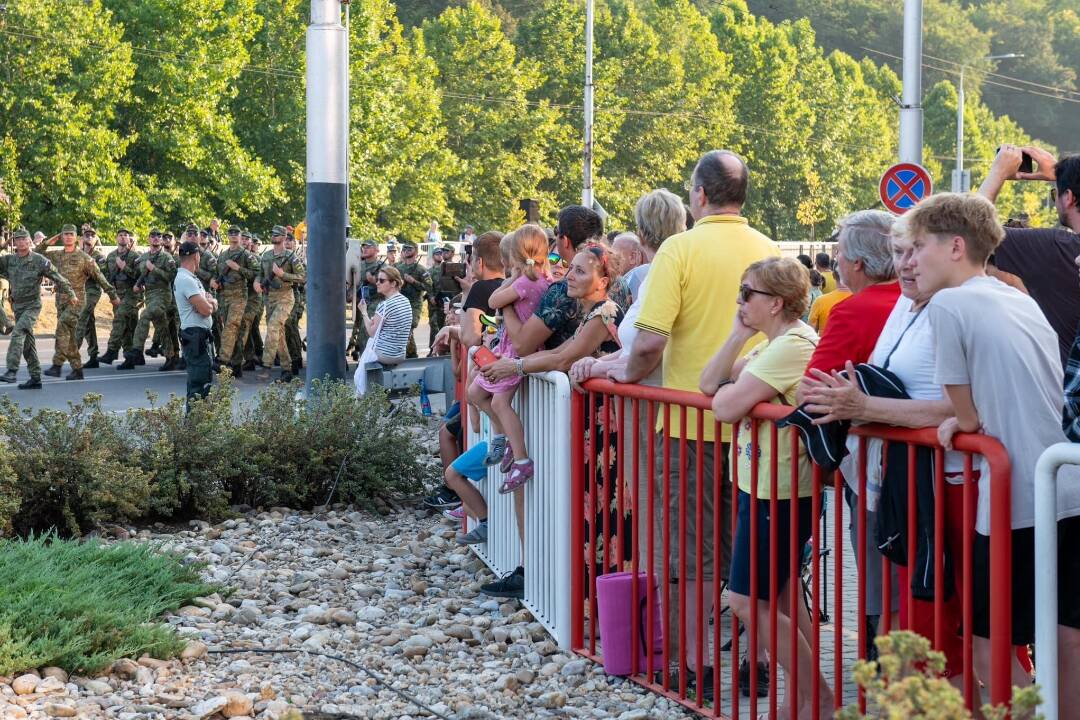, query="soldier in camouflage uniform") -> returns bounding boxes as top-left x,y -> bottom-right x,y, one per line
197,228 -> 223,360
254,225 -> 305,382
283,234 -> 305,375
210,226 -> 258,377
393,238 -> 431,358
0,228 -> 75,389
427,246 -> 445,349
347,239 -> 384,358
99,229 -> 143,364
118,229 -> 177,370
237,231 -> 265,369
35,224 -> 119,380
74,224 -> 108,368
